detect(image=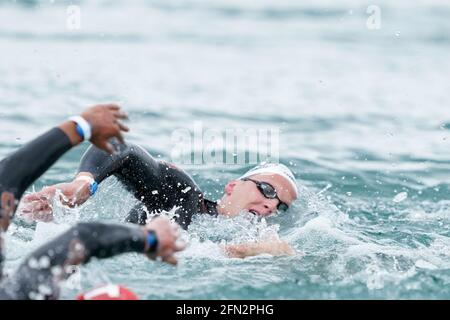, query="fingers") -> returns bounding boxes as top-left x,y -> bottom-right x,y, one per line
23,193 -> 42,202
174,240 -> 187,252
107,104 -> 120,111
20,200 -> 50,214
59,194 -> 73,207
162,255 -> 178,266
113,110 -> 128,120
146,252 -> 177,266
104,142 -> 115,154
107,105 -> 129,124
24,186 -> 56,201
21,186 -> 57,218
117,121 -> 130,132
171,223 -> 180,237
115,130 -> 125,145
95,141 -> 115,154
84,104 -> 131,152
144,218 -> 185,265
